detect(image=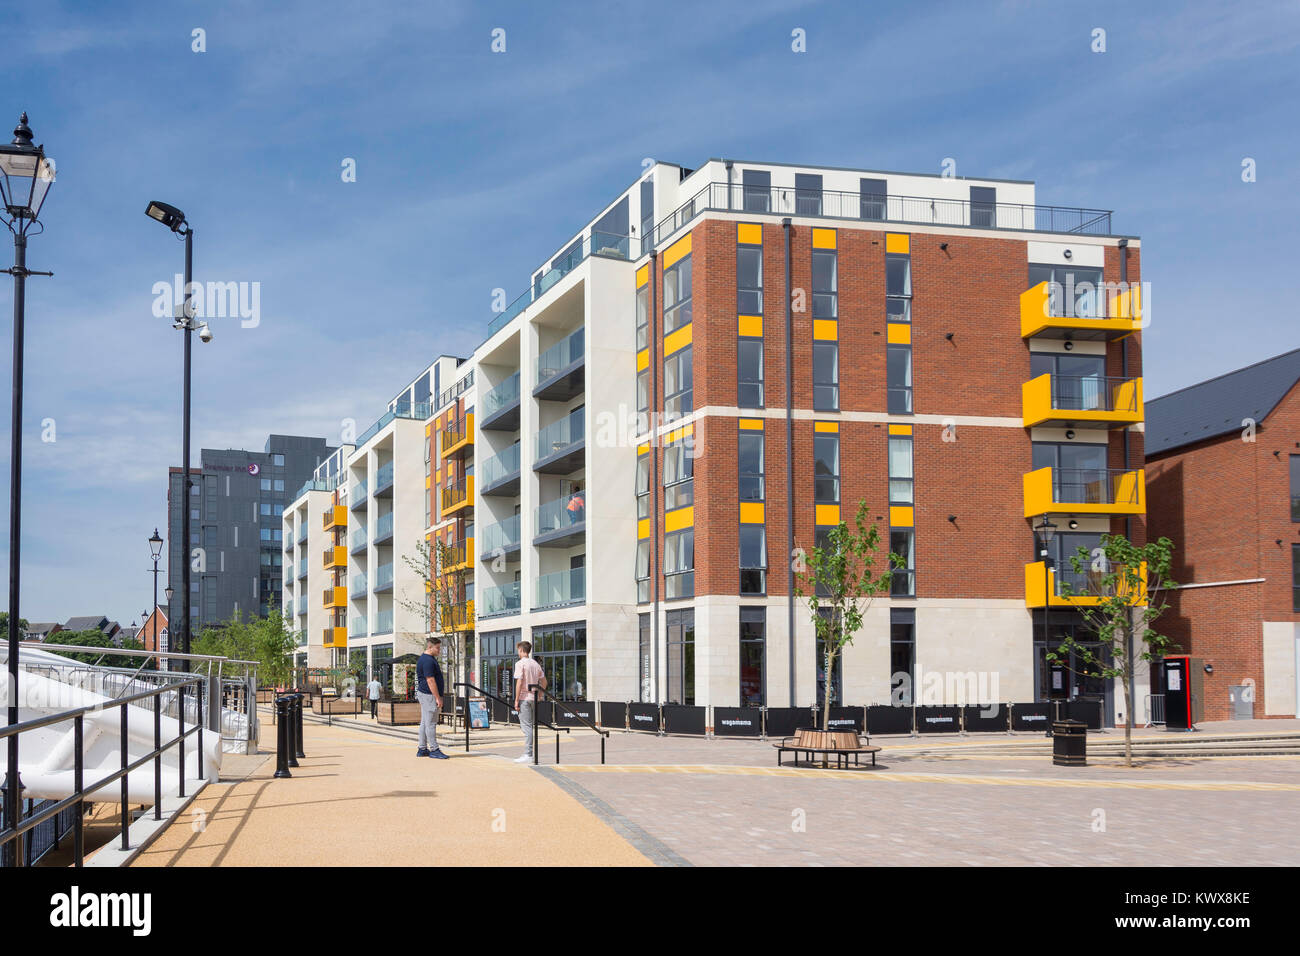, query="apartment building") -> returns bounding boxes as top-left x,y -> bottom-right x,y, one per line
1146,348 -> 1300,720
168,435 -> 333,635
284,358 -> 465,672
415,159 -> 1147,726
